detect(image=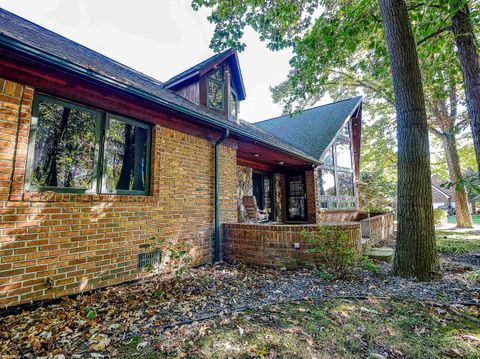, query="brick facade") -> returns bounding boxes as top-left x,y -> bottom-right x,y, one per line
223,222 -> 362,268
0,78 -> 237,308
